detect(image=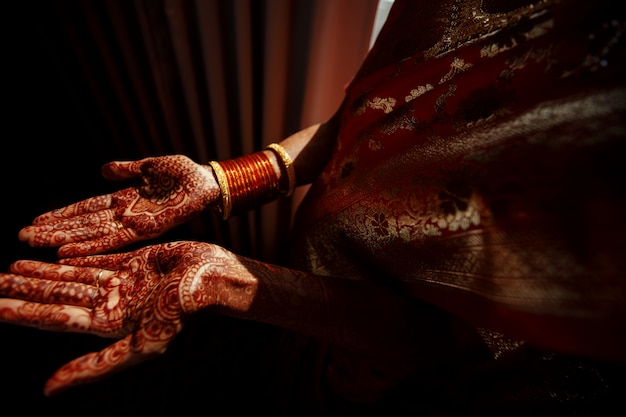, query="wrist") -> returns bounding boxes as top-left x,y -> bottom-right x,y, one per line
208,144 -> 296,220
179,245 -> 258,315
